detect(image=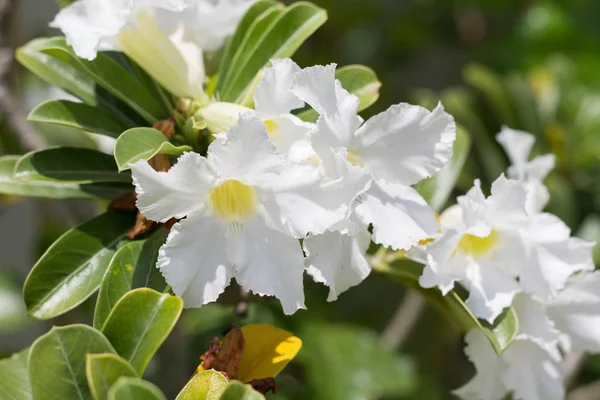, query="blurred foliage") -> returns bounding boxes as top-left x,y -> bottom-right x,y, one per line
2,0 -> 600,399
